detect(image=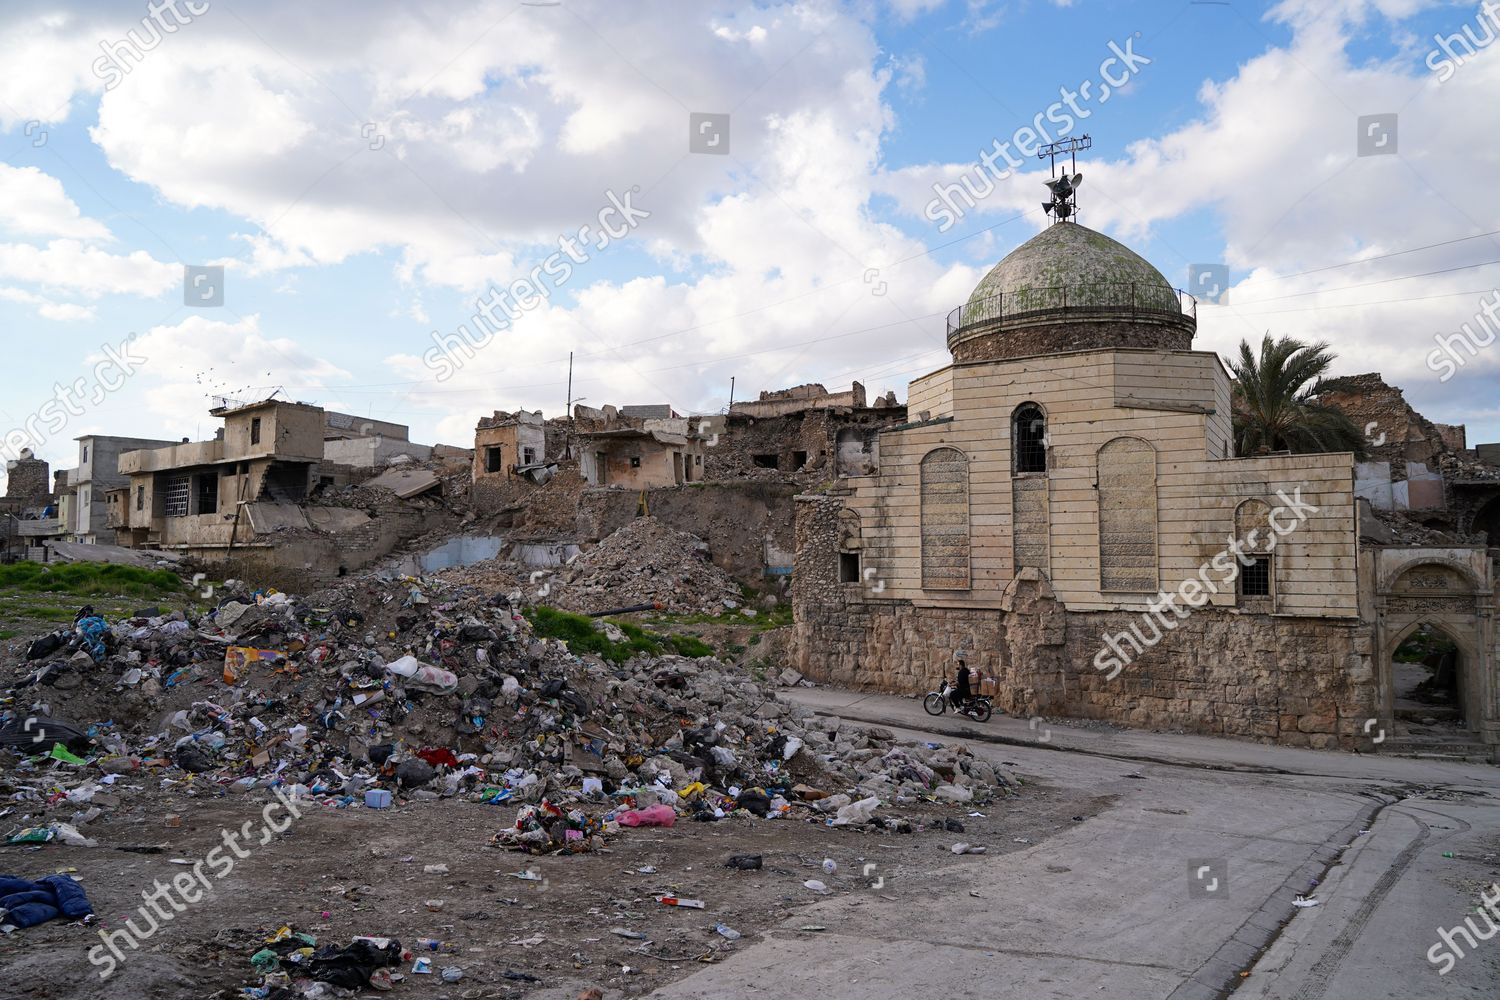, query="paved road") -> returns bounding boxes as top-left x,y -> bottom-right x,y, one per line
647,689 -> 1499,999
